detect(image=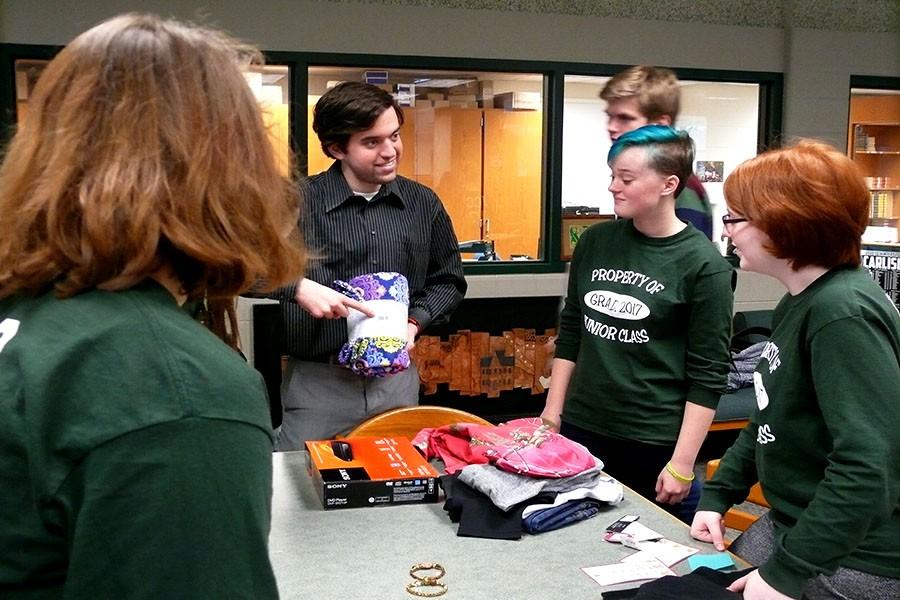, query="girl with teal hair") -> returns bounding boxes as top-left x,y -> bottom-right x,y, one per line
542,124 -> 734,522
